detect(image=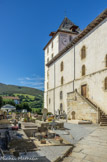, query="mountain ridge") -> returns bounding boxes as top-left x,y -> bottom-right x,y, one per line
0,83 -> 43,96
